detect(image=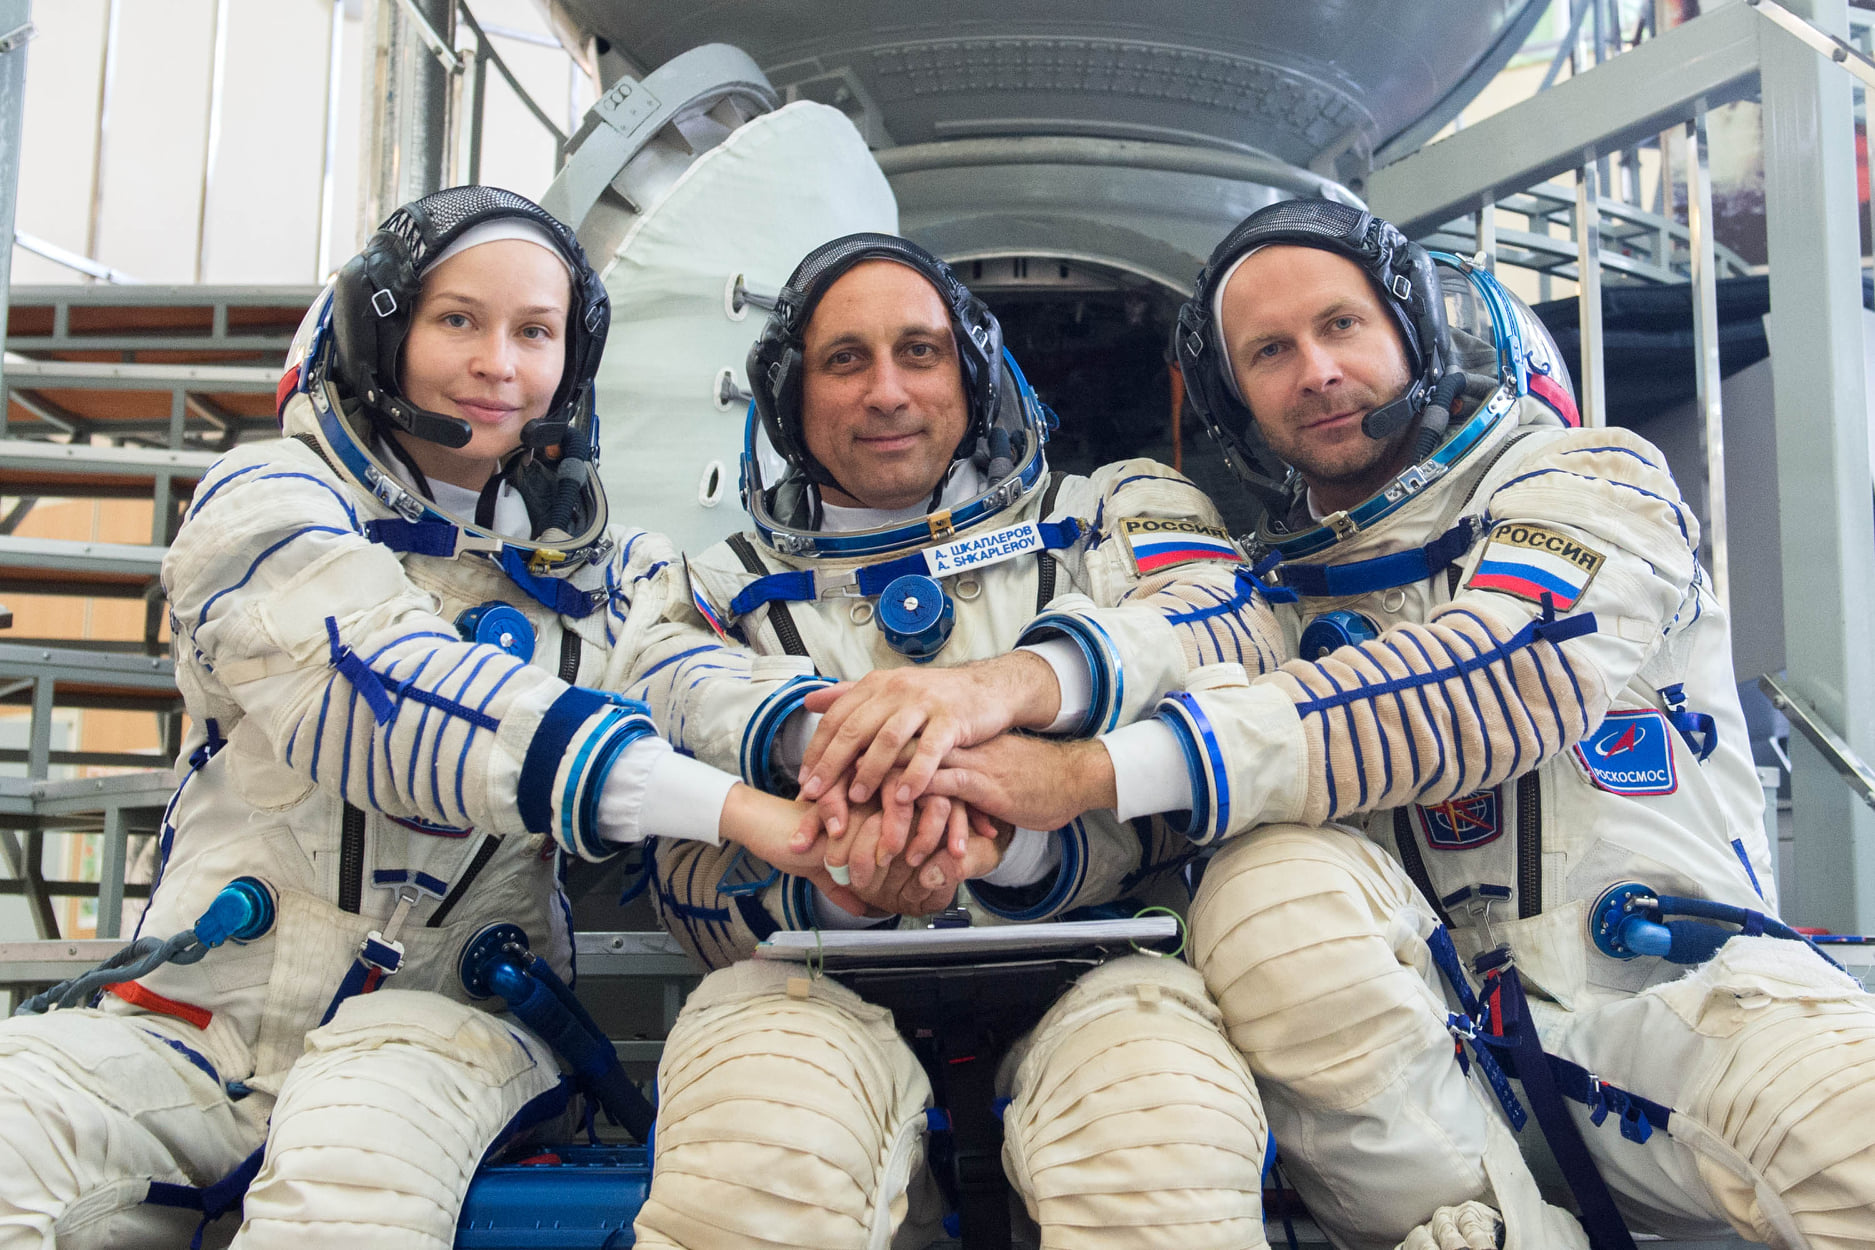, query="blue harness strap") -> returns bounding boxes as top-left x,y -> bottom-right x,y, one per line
363,517 -> 606,619
1475,955 -> 1640,1250
729,519 -> 1084,616
363,517 -> 459,557
1275,517 -> 1482,599
497,549 -> 606,619
144,1145 -> 266,1249
1657,684 -> 1718,762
